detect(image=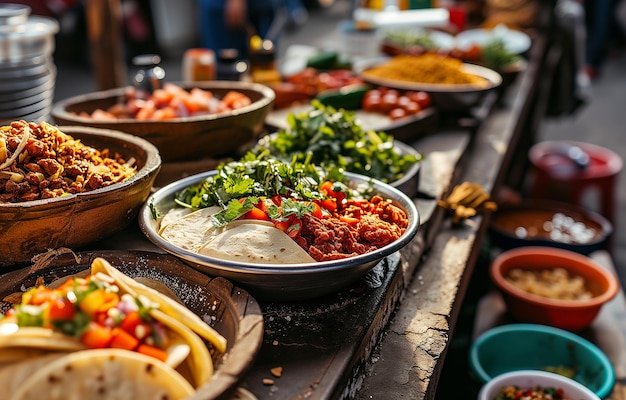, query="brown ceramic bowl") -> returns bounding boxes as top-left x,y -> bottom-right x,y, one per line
51,81 -> 276,162
0,249 -> 264,400
490,246 -> 620,331
489,200 -> 612,255
0,126 -> 161,268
